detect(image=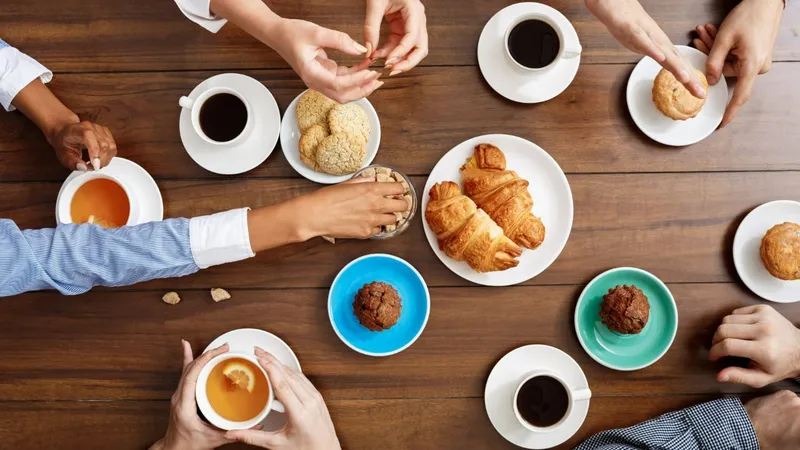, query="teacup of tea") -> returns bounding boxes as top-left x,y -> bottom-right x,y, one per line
179,86 -> 253,146
57,171 -> 140,228
504,11 -> 582,72
196,352 -> 285,430
512,371 -> 591,432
